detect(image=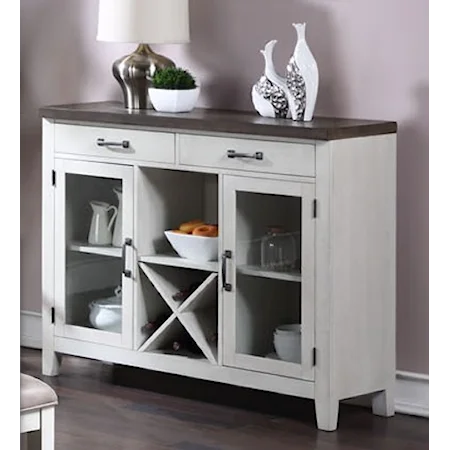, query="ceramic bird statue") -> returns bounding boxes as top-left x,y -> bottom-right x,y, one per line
251,40 -> 290,119
286,23 -> 319,121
